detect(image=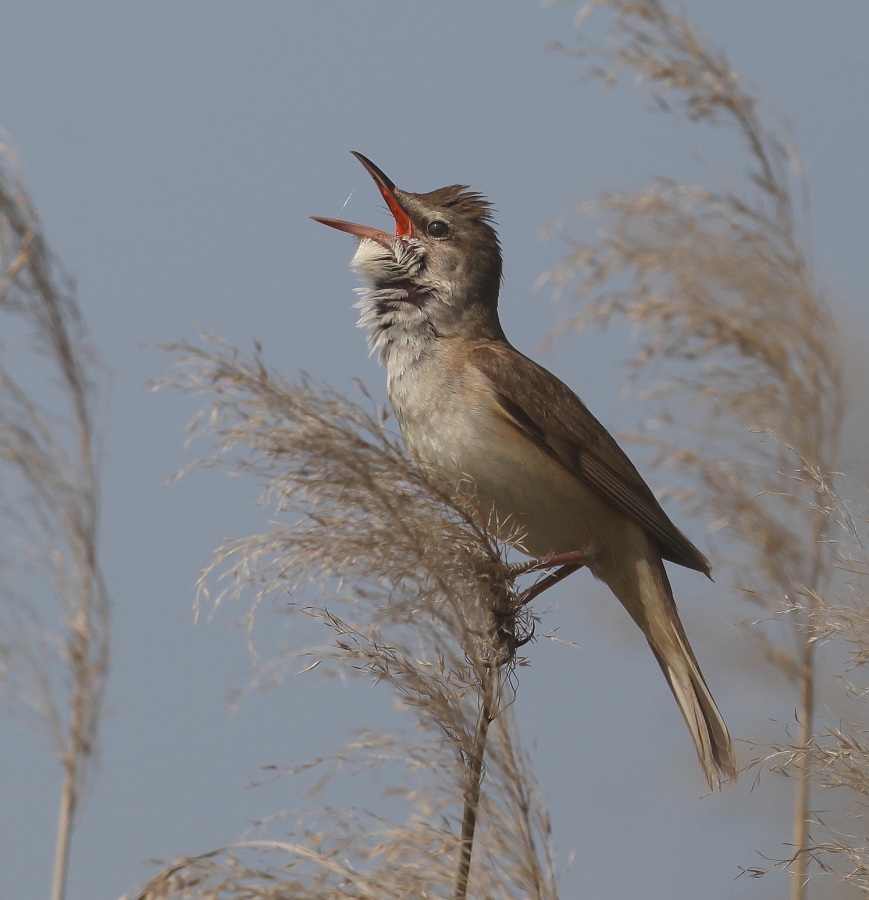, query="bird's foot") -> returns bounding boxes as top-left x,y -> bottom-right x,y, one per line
482,550 -> 595,663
